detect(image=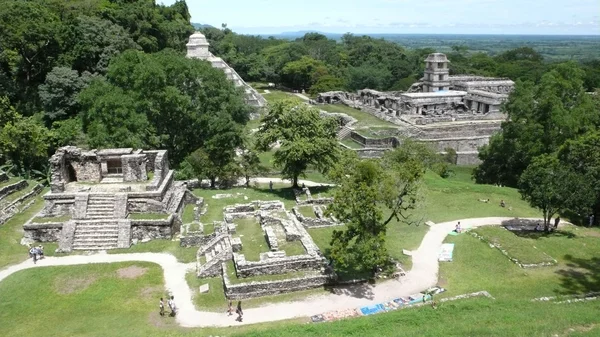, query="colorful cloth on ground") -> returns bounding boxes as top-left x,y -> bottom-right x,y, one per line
360,304 -> 385,316
438,243 -> 455,262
